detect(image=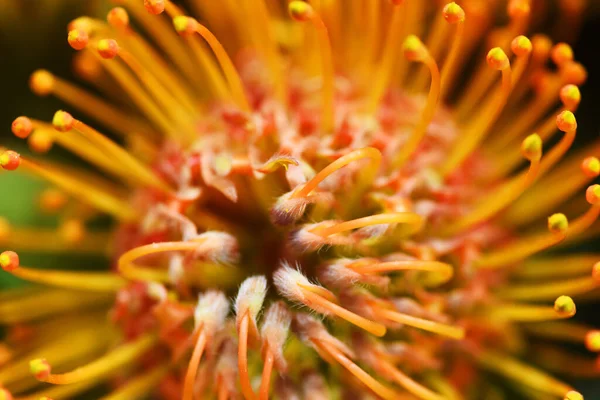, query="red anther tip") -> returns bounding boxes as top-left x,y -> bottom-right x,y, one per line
511,35 -> 532,57
403,35 -> 427,61
561,62 -> 588,86
11,116 -> 33,139
29,70 -> 54,97
486,47 -> 509,70
173,16 -> 198,36
548,213 -> 568,233
0,251 -> 19,272
556,111 -> 577,133
67,29 -> 89,51
143,0 -> 165,15
97,39 -> 119,59
564,390 -> 584,400
28,130 -> 54,153
29,358 -> 51,381
531,34 -> 552,59
0,151 -> 21,171
554,295 -> 576,316
581,157 -> 600,178
107,7 -> 130,28
560,84 -> 581,109
289,1 -> 313,22
443,2 -> 465,24
551,43 -> 574,67
586,184 -> 600,205
52,110 -> 74,132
